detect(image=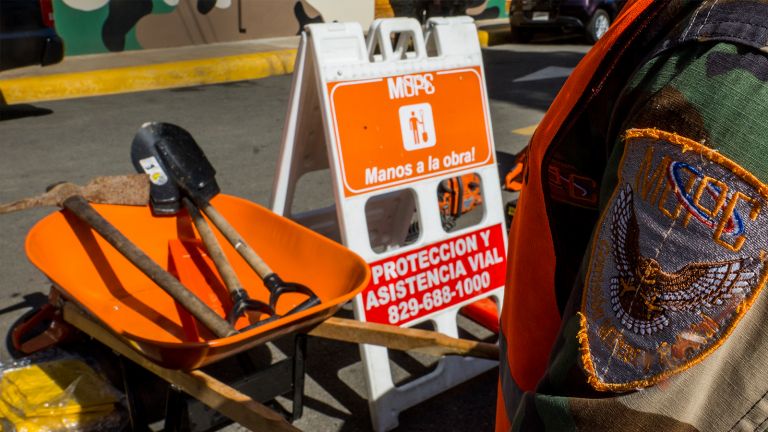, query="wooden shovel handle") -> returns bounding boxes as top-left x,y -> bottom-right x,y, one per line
182,198 -> 245,299
197,201 -> 274,278
62,195 -> 236,339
